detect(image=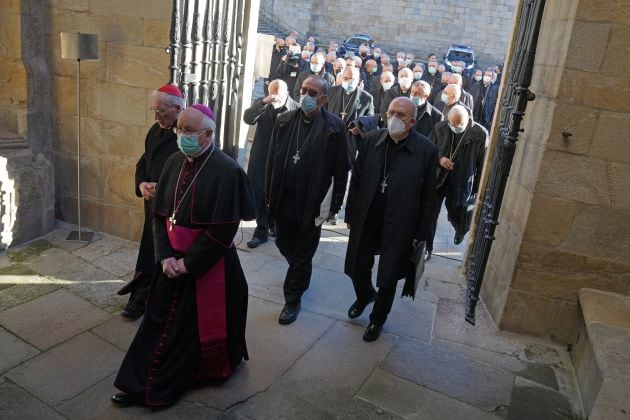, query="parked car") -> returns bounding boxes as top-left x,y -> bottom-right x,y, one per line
342,34 -> 375,54
444,44 -> 477,71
